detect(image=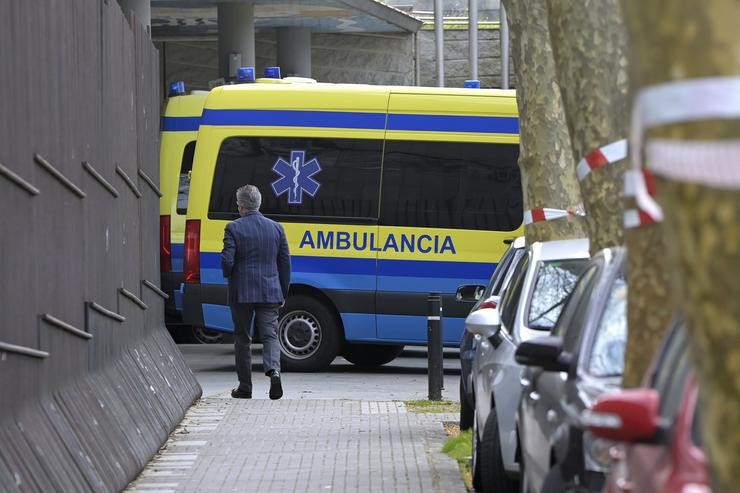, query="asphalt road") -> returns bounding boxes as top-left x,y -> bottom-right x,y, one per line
177,344 -> 462,401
